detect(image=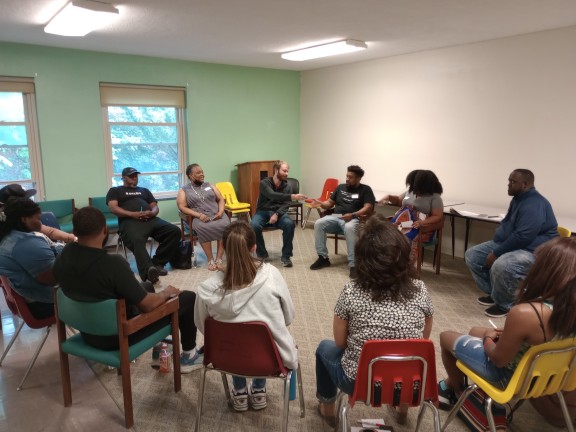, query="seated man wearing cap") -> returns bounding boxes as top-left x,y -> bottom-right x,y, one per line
106,167 -> 183,283
0,184 -> 76,243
